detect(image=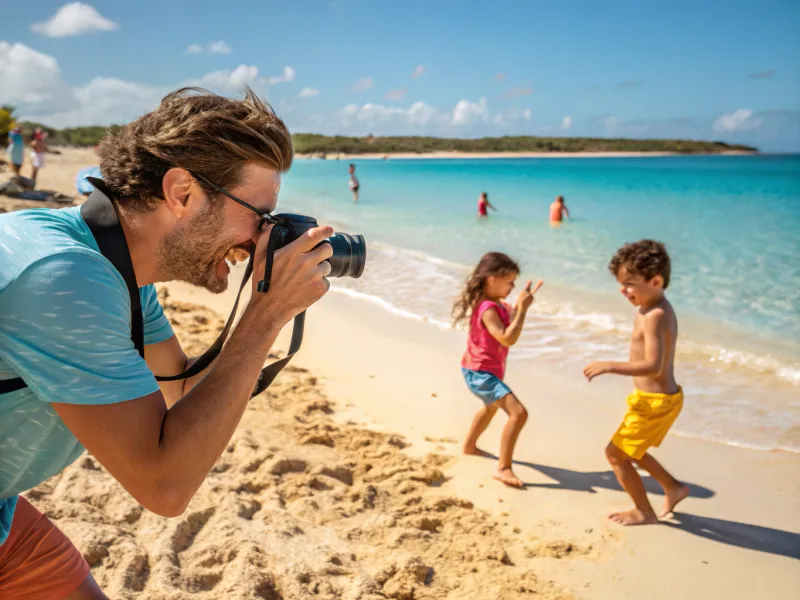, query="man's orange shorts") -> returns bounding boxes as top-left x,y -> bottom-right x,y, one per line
0,496 -> 90,600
